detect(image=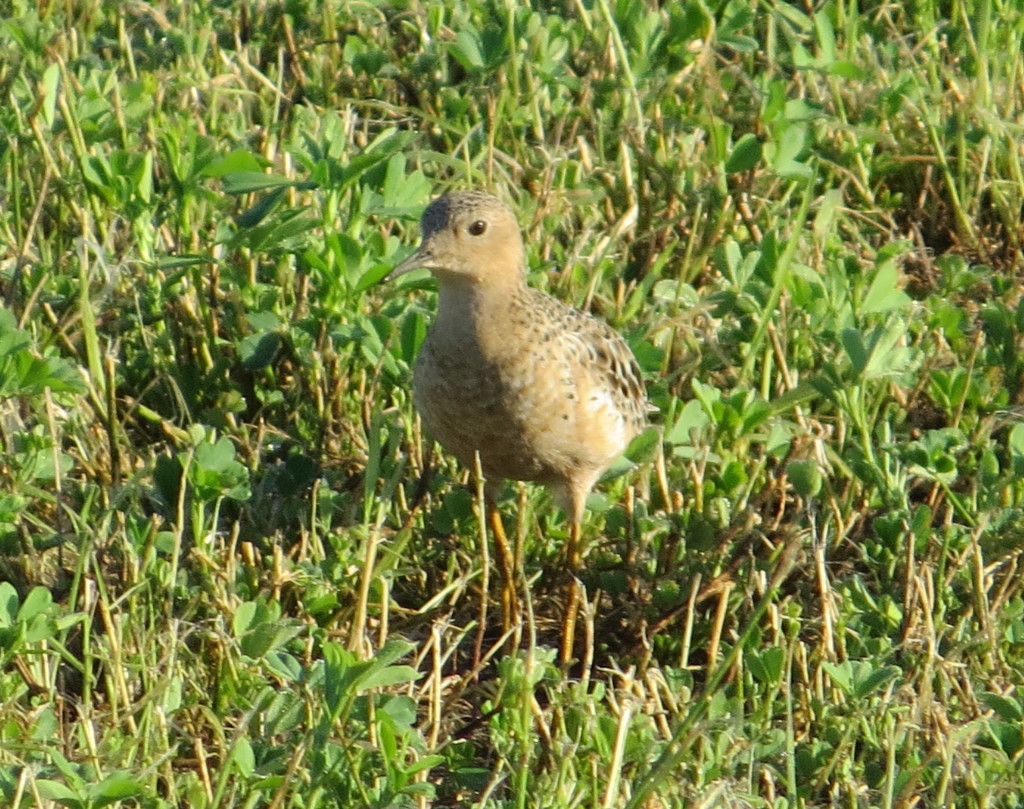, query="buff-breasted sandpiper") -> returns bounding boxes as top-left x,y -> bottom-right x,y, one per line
389,190 -> 647,661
